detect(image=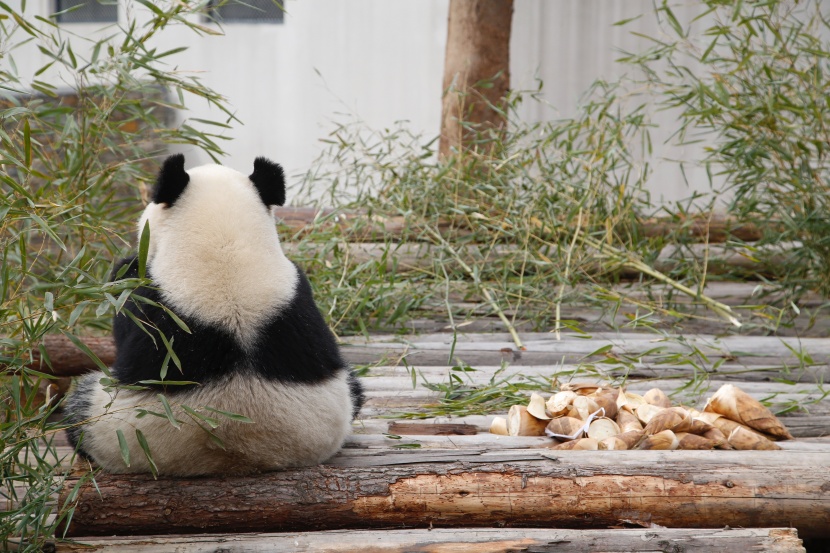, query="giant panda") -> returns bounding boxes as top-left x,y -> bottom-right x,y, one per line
64,154 -> 364,476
